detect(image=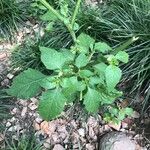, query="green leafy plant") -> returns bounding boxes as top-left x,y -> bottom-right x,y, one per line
77,0 -> 150,111
8,33 -> 130,121
8,0 -> 135,121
